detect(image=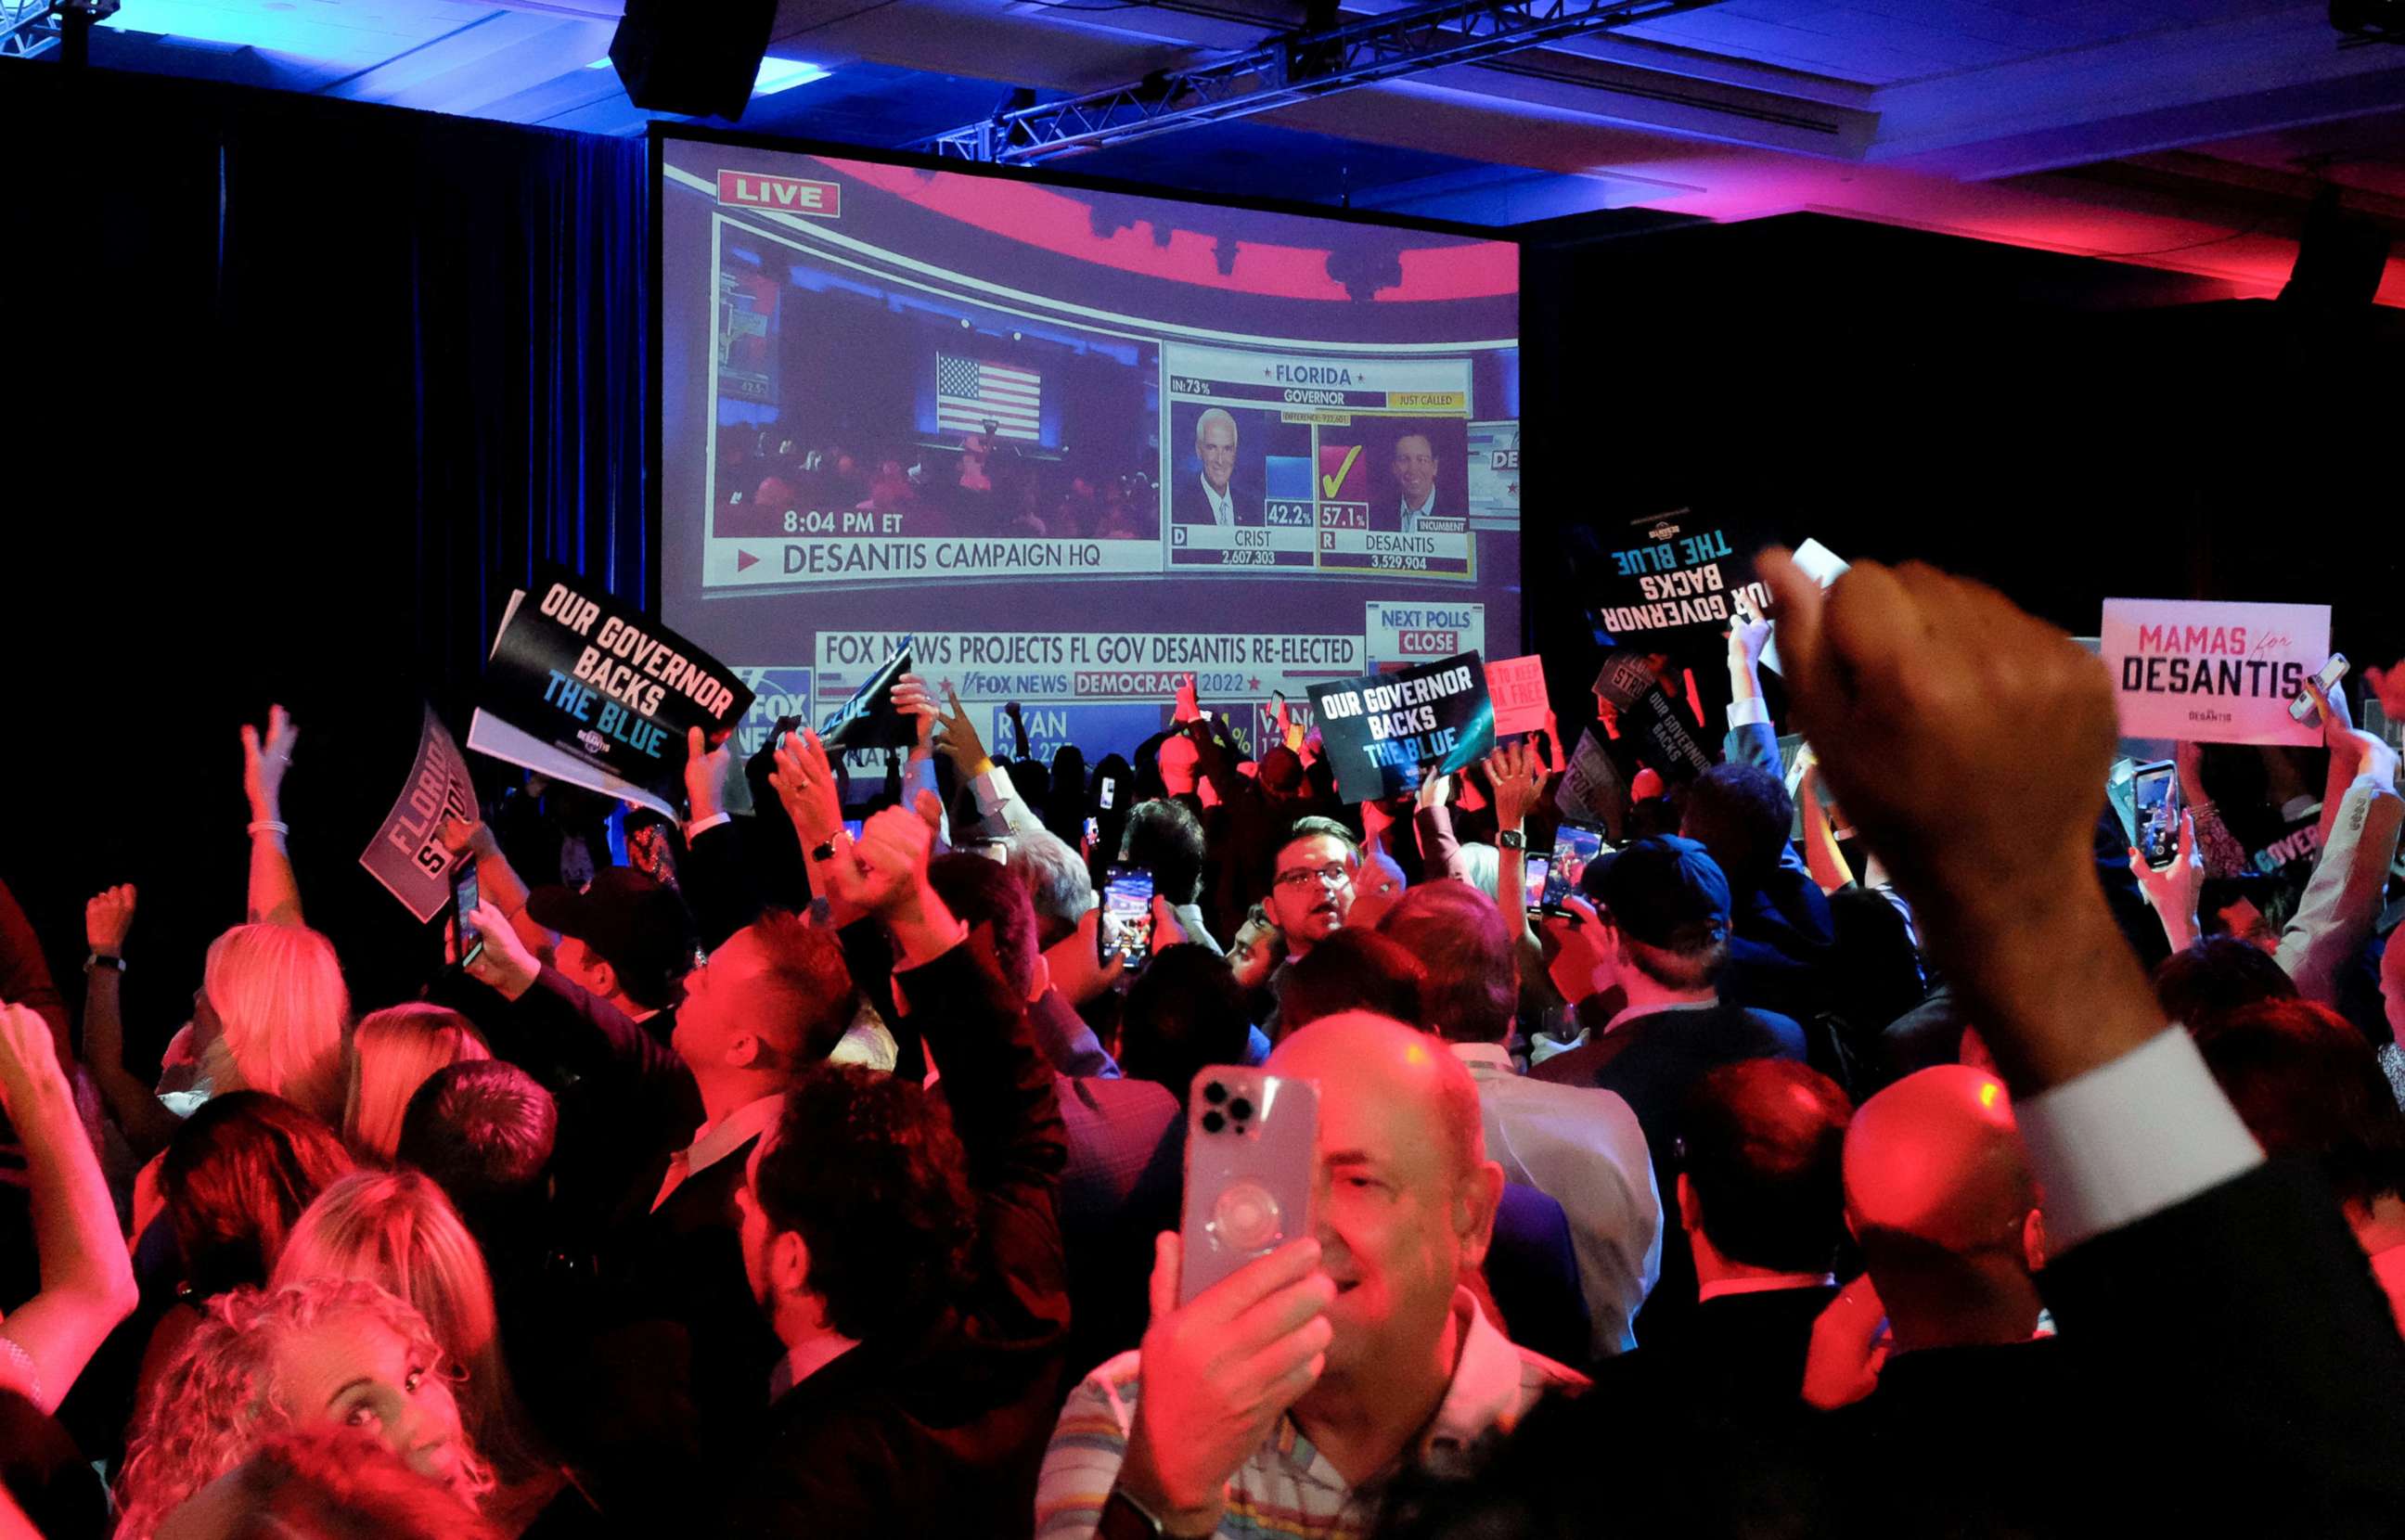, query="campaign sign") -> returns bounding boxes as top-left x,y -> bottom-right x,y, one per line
360,705 -> 478,923
1308,652 -> 1494,802
1557,726 -> 1628,844
1486,655 -> 1550,738
821,643 -> 918,751
2101,599 -> 2329,748
1592,650 -> 1713,782
469,567 -> 753,817
1588,509 -> 1771,642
